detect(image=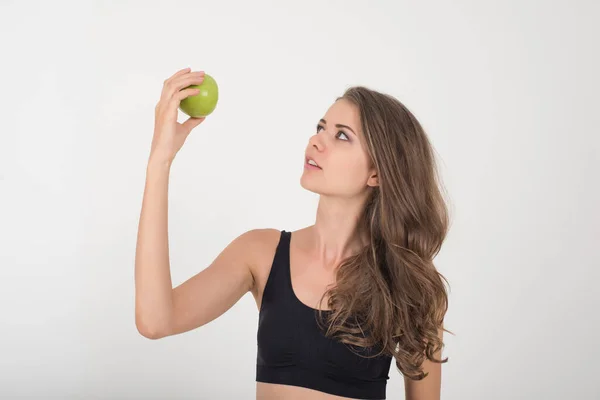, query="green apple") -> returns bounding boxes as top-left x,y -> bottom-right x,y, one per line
179,73 -> 219,117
